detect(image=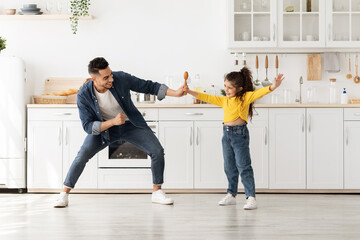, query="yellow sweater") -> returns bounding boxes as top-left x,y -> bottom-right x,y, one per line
197,86 -> 272,123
